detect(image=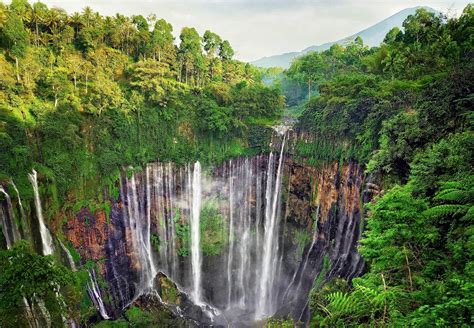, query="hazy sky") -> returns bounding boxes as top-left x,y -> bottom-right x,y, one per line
36,0 -> 470,61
